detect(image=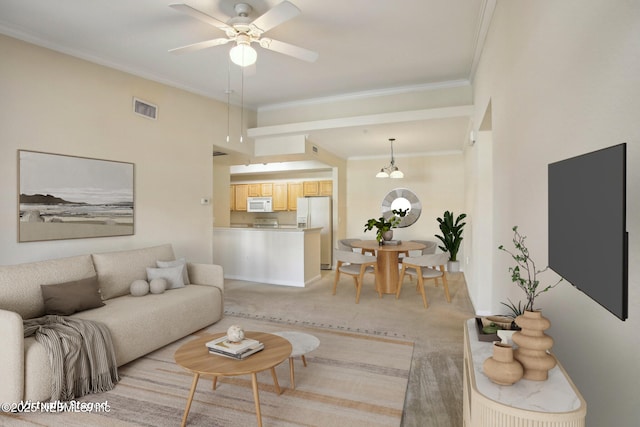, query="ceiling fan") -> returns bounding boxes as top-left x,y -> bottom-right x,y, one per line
169,1 -> 319,67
